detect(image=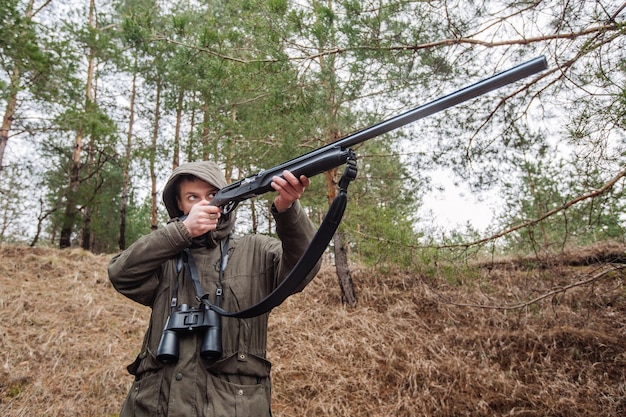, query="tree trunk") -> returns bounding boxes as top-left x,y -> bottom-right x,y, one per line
59,195 -> 77,248
150,79 -> 162,229
250,200 -> 258,233
0,0 -> 33,170
60,0 -> 96,248
30,199 -> 56,247
173,89 -> 183,170
80,141 -> 96,250
333,232 -> 357,306
119,53 -> 138,250
314,0 -> 357,305
81,205 -> 92,249
0,67 -> 19,171
186,91 -> 197,162
201,101 -> 212,161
